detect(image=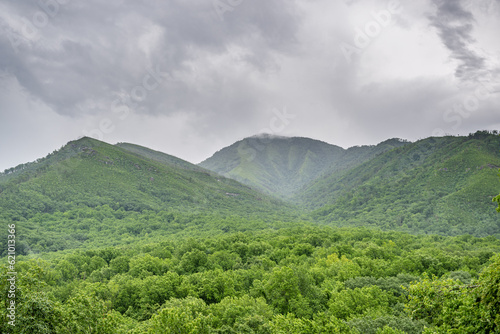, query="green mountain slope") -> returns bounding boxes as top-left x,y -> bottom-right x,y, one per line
303,132 -> 500,236
116,142 -> 206,173
0,137 -> 297,254
0,137 -> 286,216
199,135 -> 407,198
2,133 -> 500,334
2,132 -> 499,256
